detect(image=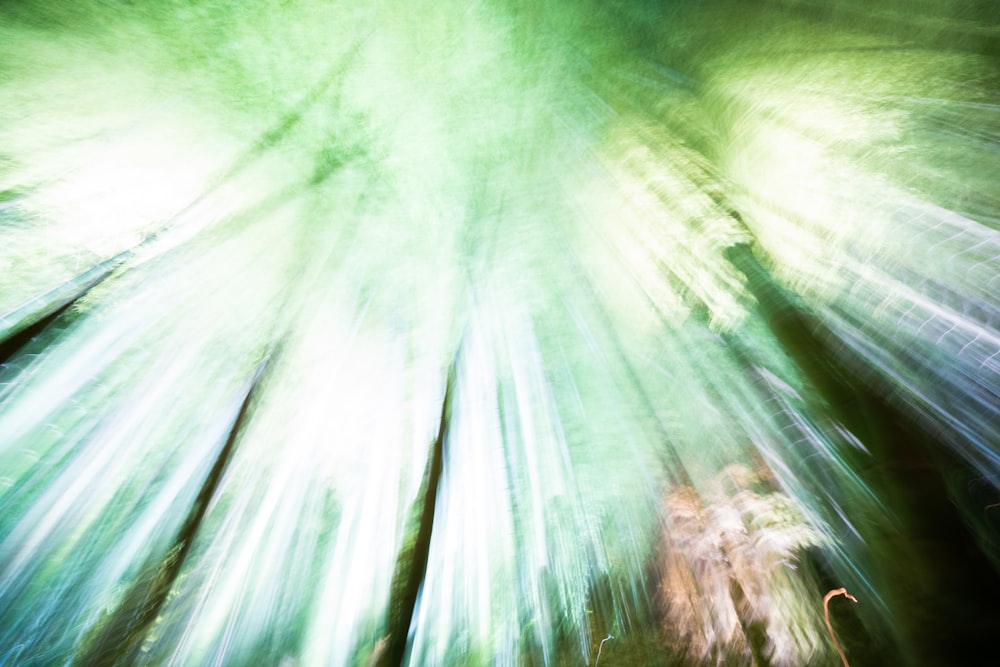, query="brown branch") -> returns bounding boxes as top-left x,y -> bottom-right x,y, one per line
823,587 -> 858,667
